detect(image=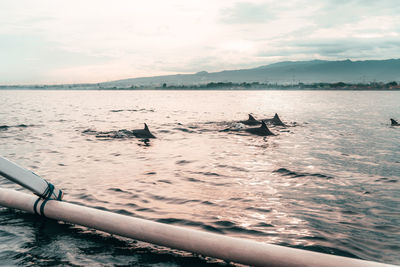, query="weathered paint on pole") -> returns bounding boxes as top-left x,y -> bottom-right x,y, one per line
0,188 -> 395,267
0,157 -> 62,199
